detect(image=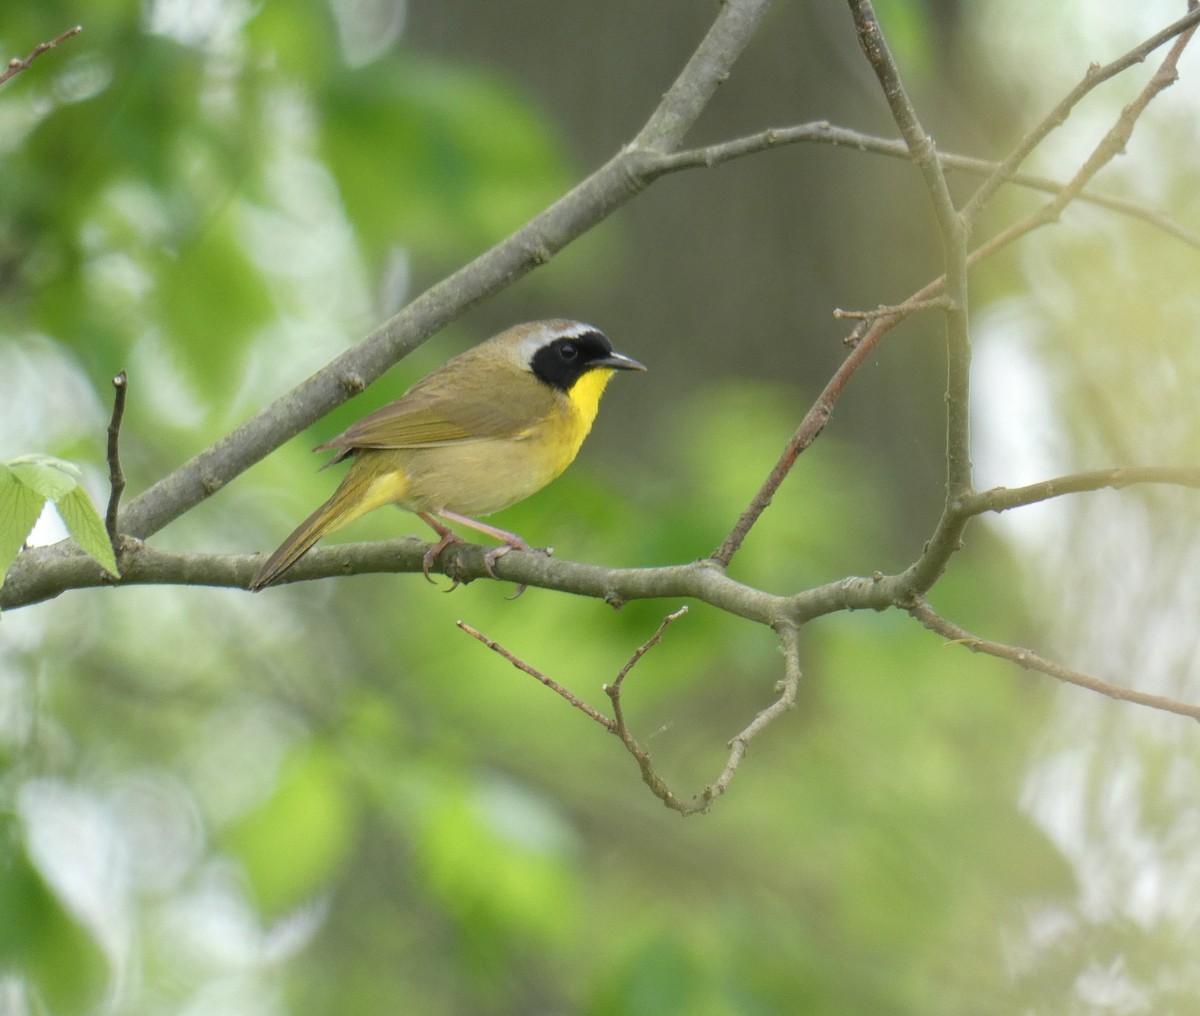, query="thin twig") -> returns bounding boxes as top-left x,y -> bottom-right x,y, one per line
459,607 -> 801,815
964,467 -> 1200,516
702,623 -> 803,805
907,598 -> 1200,724
455,620 -> 616,729
833,295 -> 953,327
0,25 -> 82,88
610,606 -> 689,690
961,2 -> 1200,224
655,124 -> 1200,250
105,371 -> 128,546
710,328 -> 865,565
602,608 -> 693,810
965,10 -> 1200,270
